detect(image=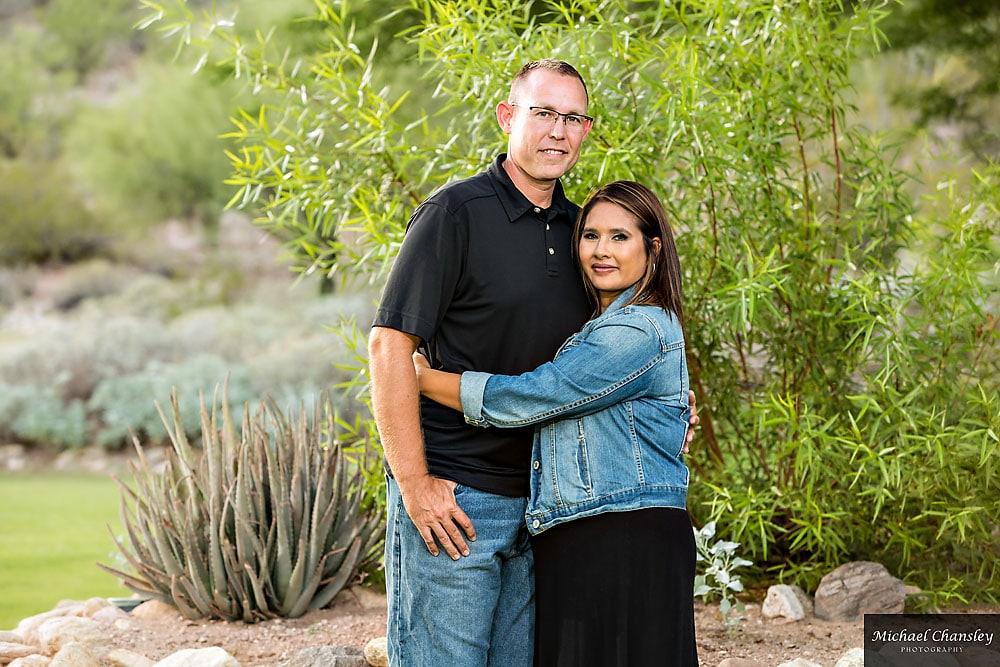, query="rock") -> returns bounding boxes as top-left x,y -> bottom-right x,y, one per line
814,562 -> 907,621
50,641 -> 101,666
834,647 -> 865,667
8,656 -> 52,667
130,600 -> 181,622
16,598 -> 113,645
104,648 -> 156,667
280,646 -> 367,666
777,659 -> 822,667
717,659 -> 762,667
762,584 -> 810,621
0,641 -> 36,662
37,617 -> 106,653
152,647 -> 239,667
363,636 -> 388,667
